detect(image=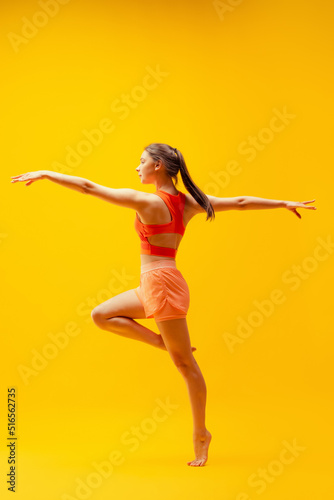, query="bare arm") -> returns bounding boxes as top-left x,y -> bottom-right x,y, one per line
205,195 -> 243,211
11,170 -> 148,210
11,170 -> 88,193
83,181 -> 147,210
206,195 -> 287,211
43,171 -> 89,193
190,194 -> 316,219
239,196 -> 286,209
240,196 -> 317,218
